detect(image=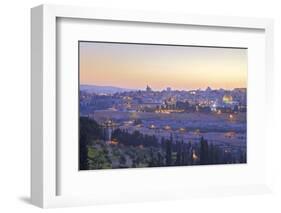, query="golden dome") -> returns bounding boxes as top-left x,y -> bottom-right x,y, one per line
222,95 -> 233,104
